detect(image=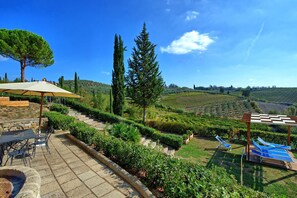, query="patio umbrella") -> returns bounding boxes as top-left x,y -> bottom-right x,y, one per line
0,81 -> 80,130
